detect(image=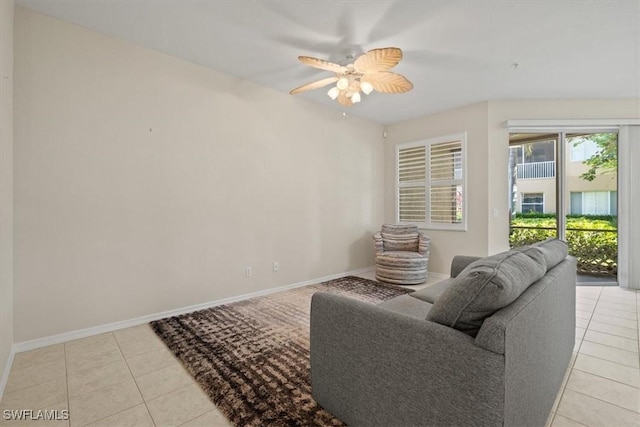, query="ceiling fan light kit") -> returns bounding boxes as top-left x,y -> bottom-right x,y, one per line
290,47 -> 413,107
327,86 -> 340,100
361,81 -> 374,95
